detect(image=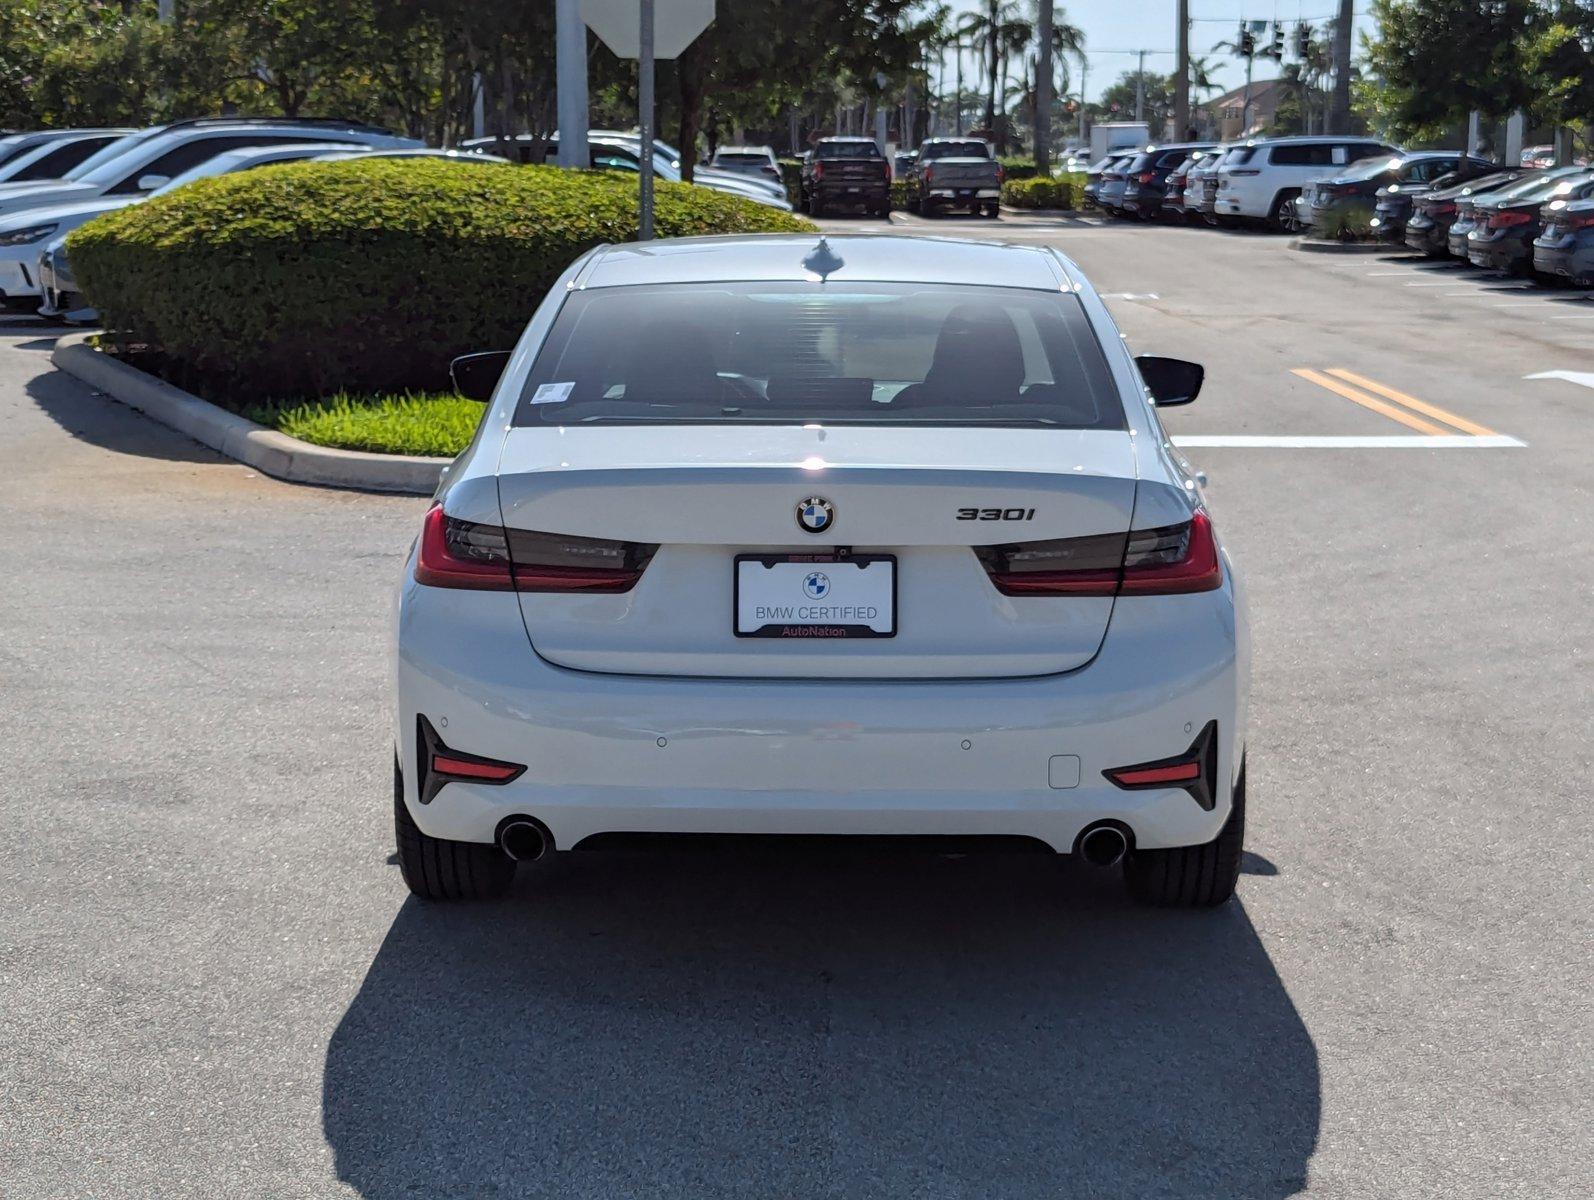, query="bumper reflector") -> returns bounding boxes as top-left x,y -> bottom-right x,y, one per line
417,716 -> 525,805
1103,721 -> 1219,811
